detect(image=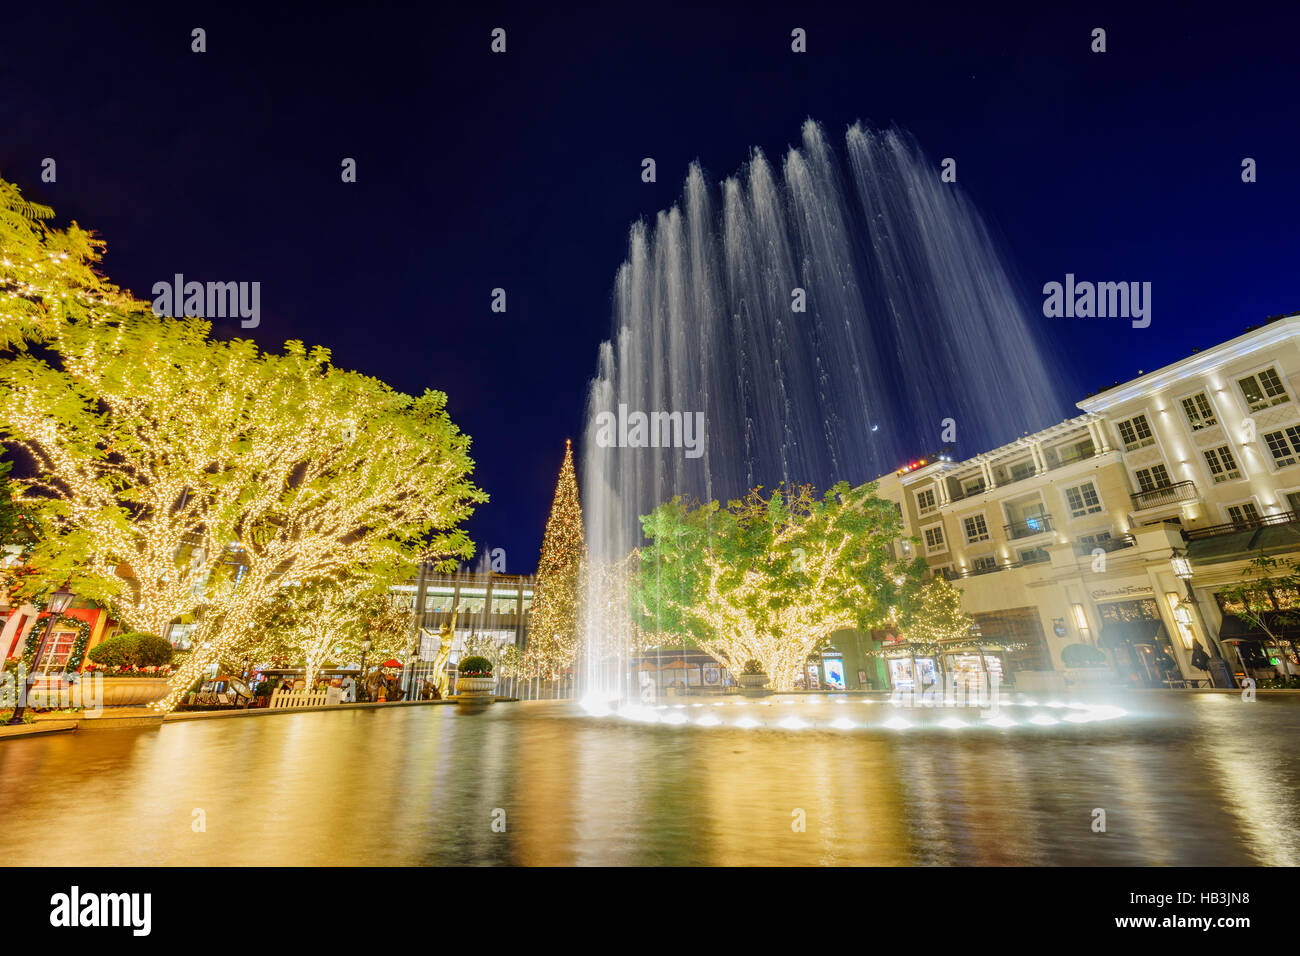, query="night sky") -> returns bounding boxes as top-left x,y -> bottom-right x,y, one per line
3,2 -> 1296,573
